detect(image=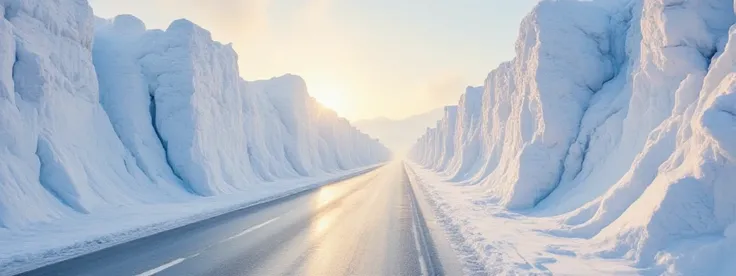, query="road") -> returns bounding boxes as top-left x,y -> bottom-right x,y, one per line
19,162 -> 456,276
